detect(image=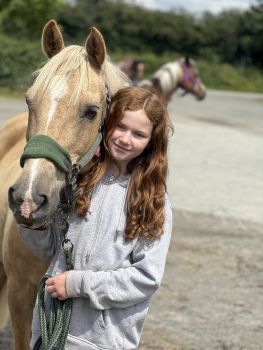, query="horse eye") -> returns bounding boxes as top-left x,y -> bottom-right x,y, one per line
82,106 -> 99,120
